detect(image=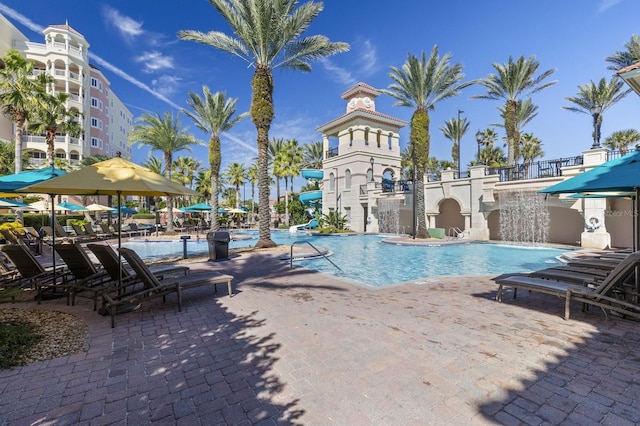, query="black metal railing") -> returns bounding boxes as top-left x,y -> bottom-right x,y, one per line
325,147 -> 338,159
486,155 -> 583,182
